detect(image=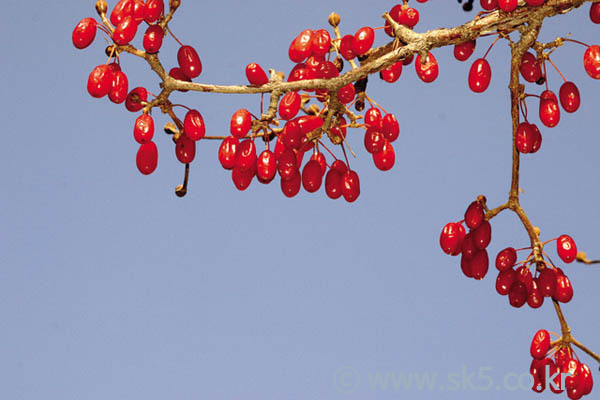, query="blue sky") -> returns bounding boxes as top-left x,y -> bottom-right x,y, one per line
1,1 -> 599,399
